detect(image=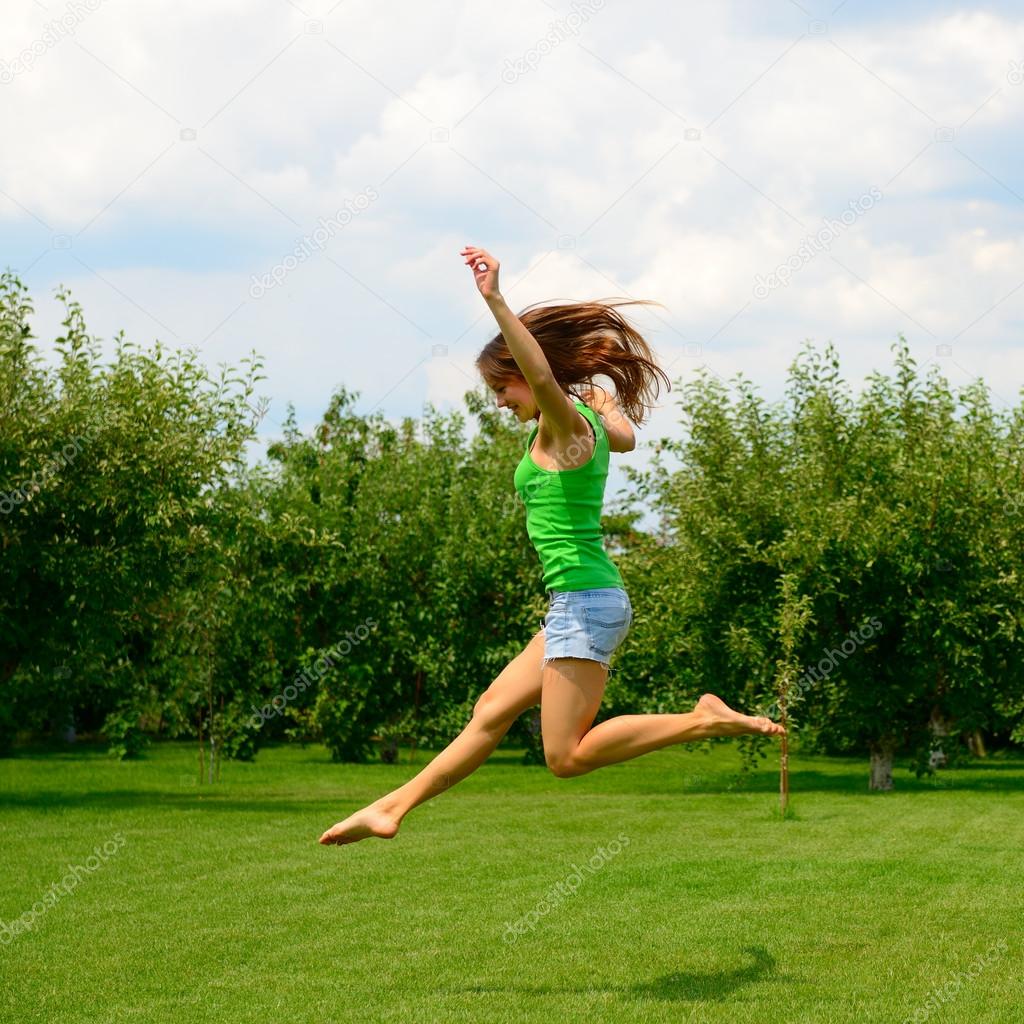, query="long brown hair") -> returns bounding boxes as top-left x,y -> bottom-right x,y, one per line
474,299 -> 672,426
